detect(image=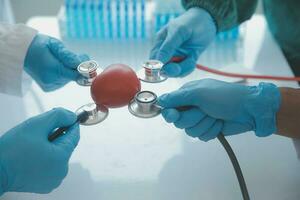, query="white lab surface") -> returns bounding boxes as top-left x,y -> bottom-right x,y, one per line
2,15 -> 300,200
